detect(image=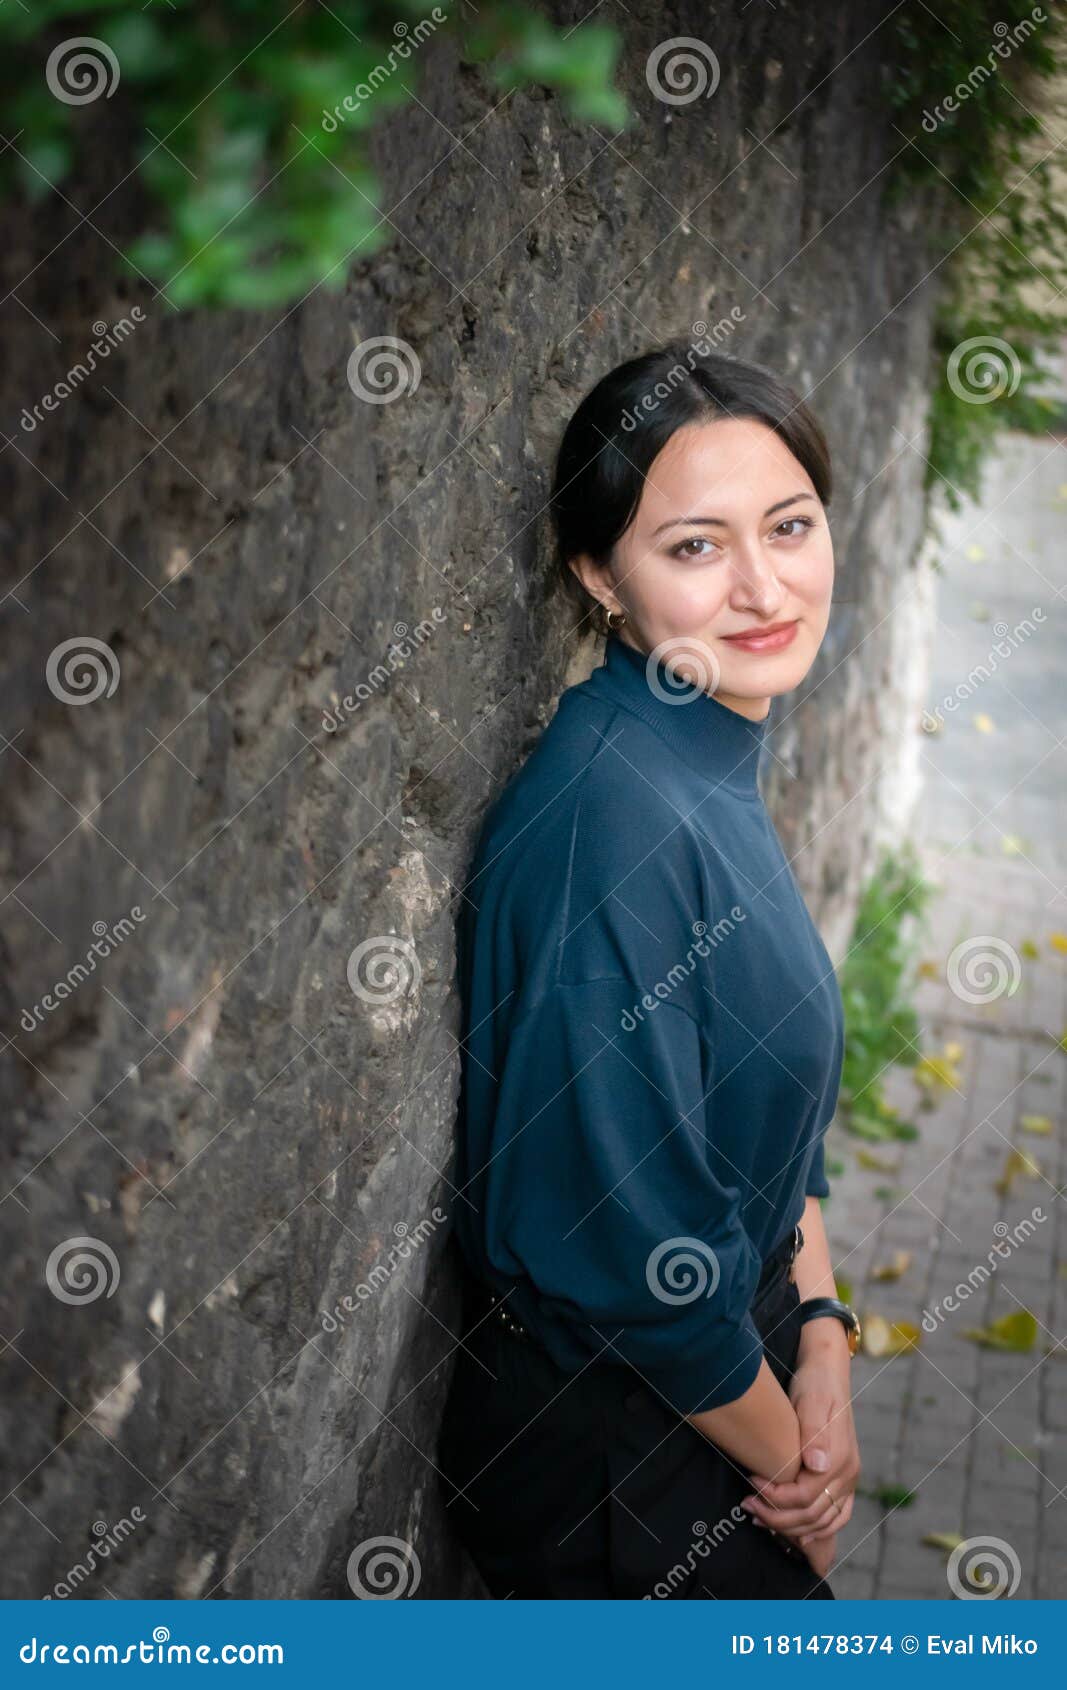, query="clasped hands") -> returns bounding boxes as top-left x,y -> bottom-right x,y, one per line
740,1356 -> 860,1580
